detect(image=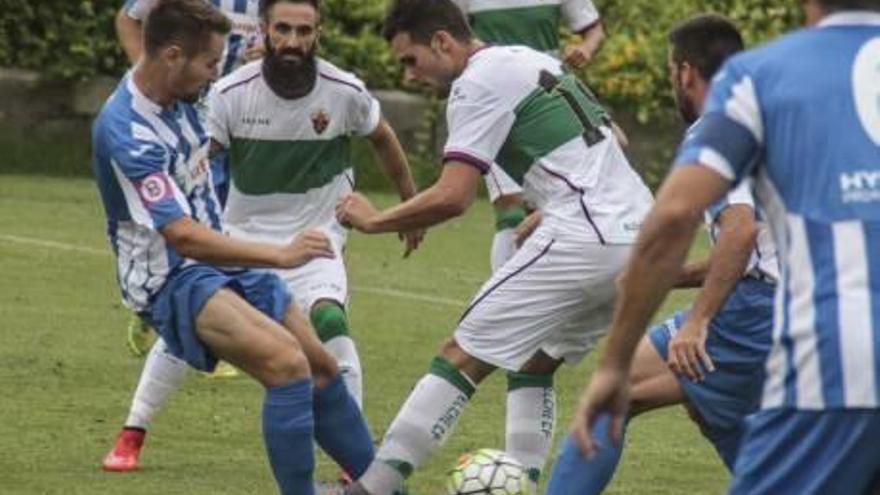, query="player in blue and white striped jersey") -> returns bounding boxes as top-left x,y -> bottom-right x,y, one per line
545,15 -> 780,494
94,3 -> 376,490
115,0 -> 263,362
568,1 -> 880,494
